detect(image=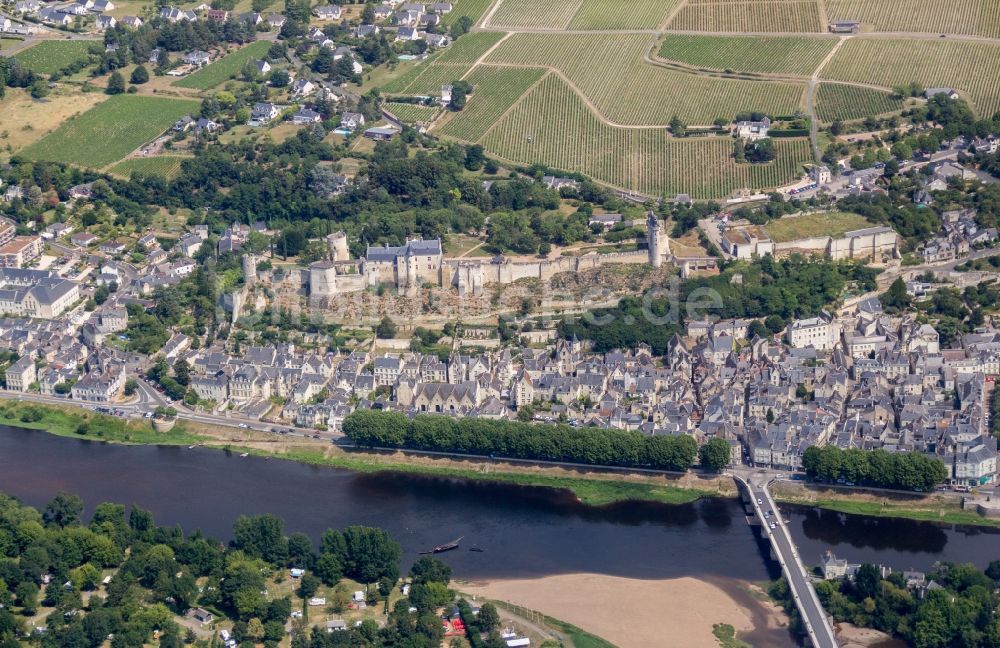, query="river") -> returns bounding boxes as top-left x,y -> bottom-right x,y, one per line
0,425 -> 996,646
